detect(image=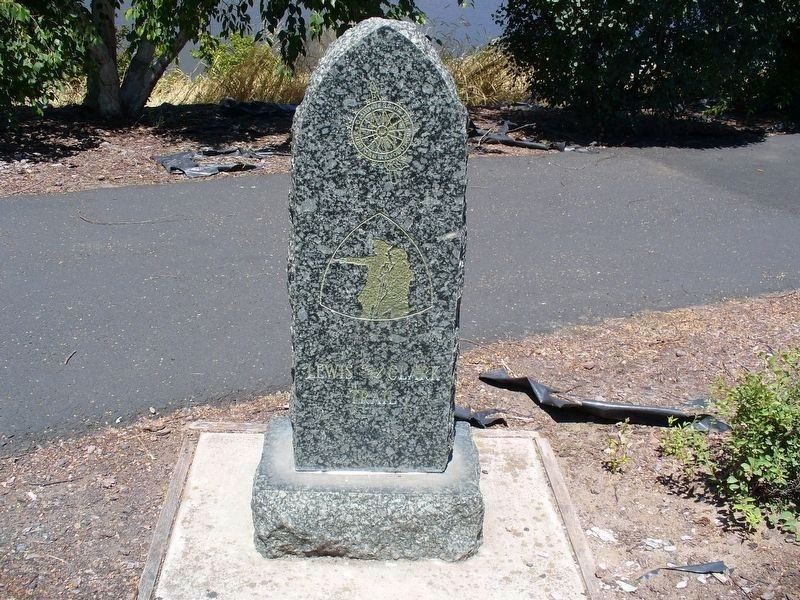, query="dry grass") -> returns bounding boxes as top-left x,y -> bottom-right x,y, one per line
445,46 -> 529,106
53,41 -> 527,110
50,78 -> 87,107
150,42 -> 308,106
170,46 -> 307,105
